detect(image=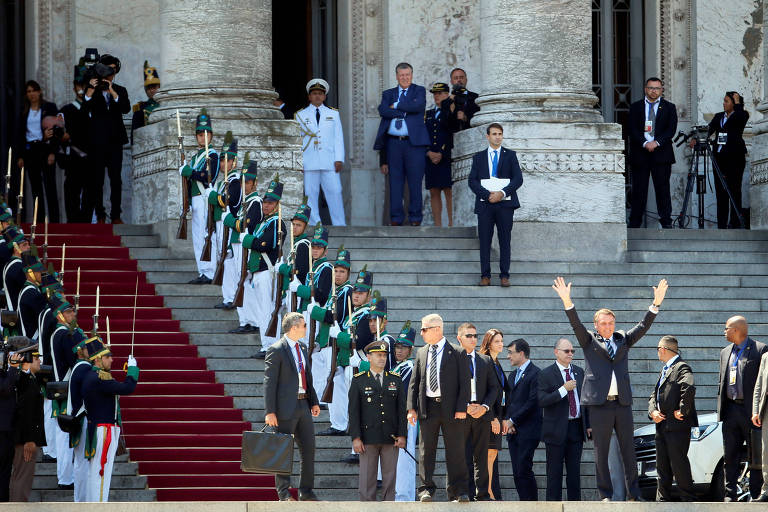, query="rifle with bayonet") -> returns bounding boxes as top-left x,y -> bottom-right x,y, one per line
265,204 -> 284,337
73,267 -> 80,314
91,286 -> 100,337
212,147 -> 233,286
200,132 -> 214,262
307,247 -> 317,357
320,278 -> 338,403
5,147 -> 11,204
232,172 -> 249,308
41,216 -> 49,267
176,109 -> 189,240
16,167 -> 24,226
29,198 -> 38,244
